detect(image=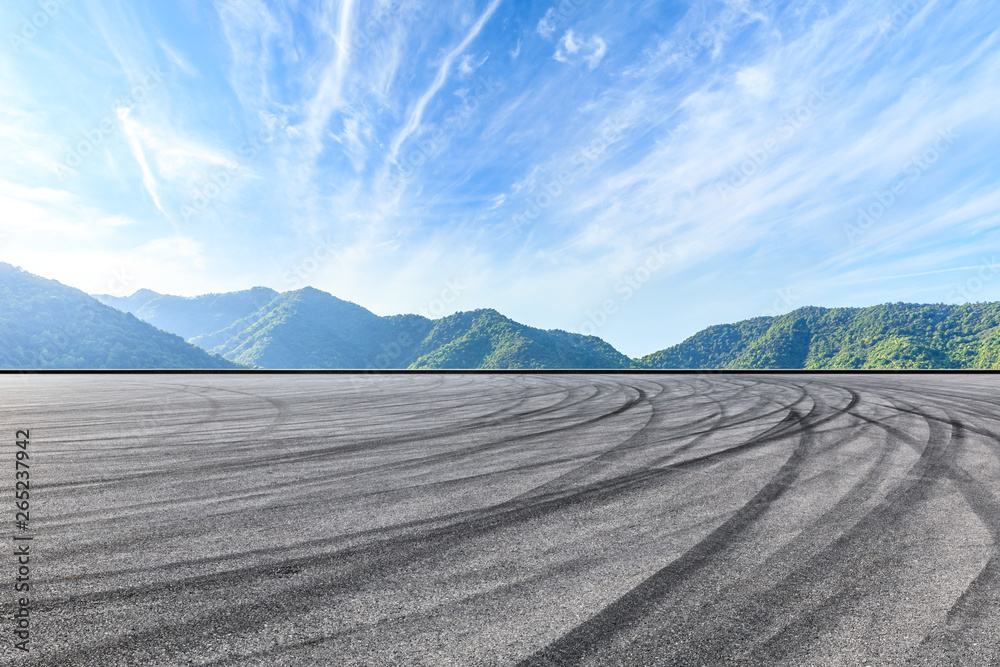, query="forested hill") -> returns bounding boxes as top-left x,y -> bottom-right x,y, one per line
204,287 -> 423,369
637,303 -> 1000,369
93,287 -> 278,341
0,263 -> 236,369
203,288 -> 634,369
405,308 -> 634,369
32,258 -> 1000,370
